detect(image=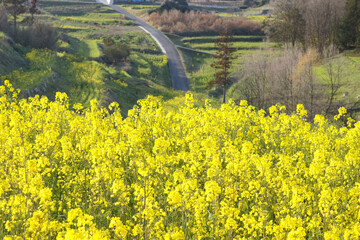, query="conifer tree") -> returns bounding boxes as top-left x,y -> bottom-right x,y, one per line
337,0 -> 360,48
209,30 -> 235,103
